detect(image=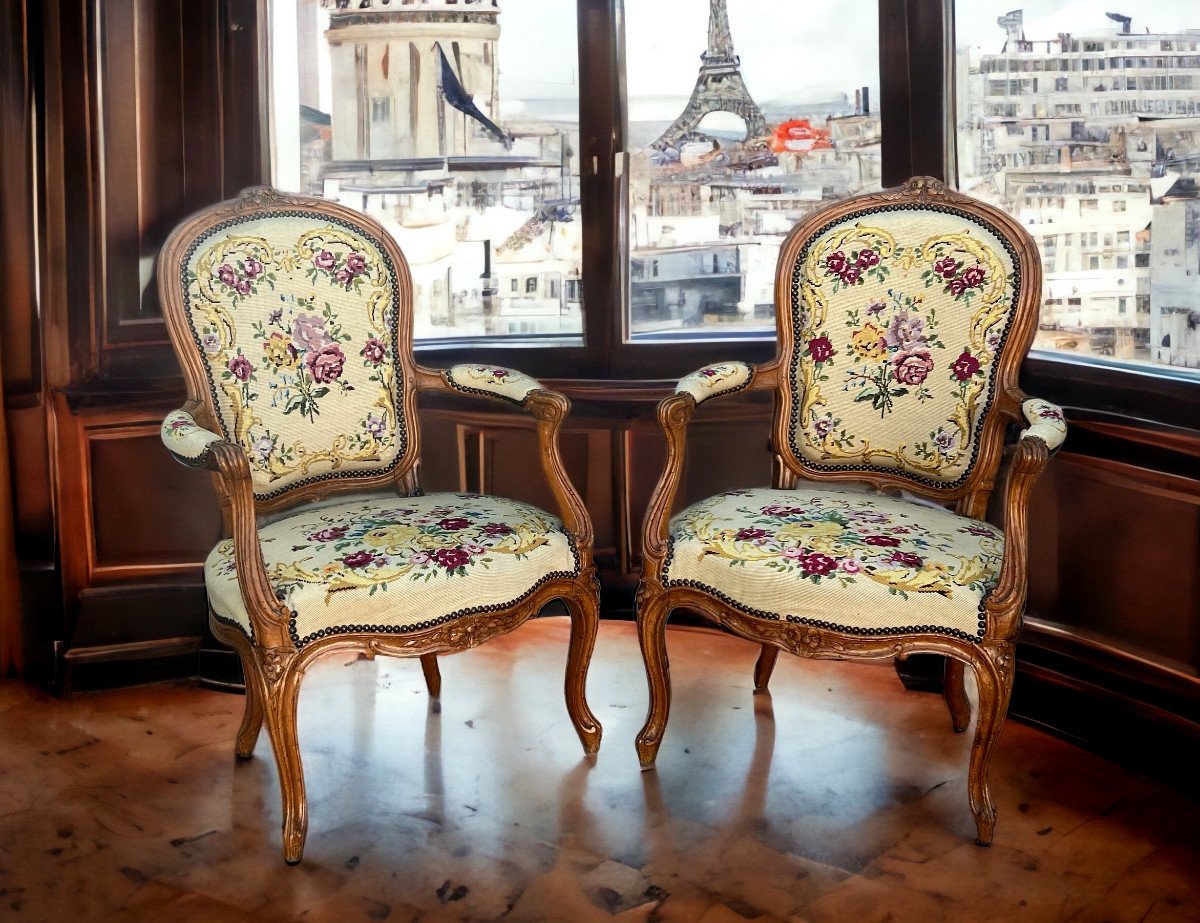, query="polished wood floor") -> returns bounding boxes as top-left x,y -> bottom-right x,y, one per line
1,618 -> 1197,922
